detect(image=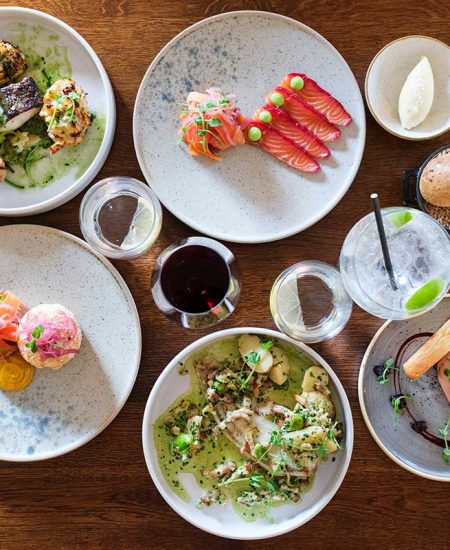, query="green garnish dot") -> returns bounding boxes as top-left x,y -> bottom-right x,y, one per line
258,110 -> 272,123
405,278 -> 445,311
270,92 -> 284,107
248,126 -> 262,142
290,76 -> 304,91
390,211 -> 413,229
